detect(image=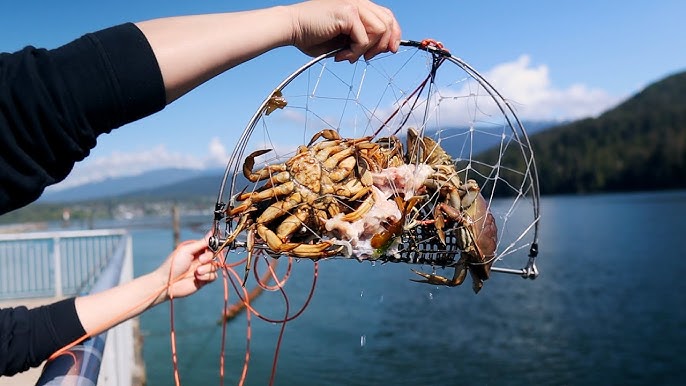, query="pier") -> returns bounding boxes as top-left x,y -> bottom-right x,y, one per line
0,229 -> 144,386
